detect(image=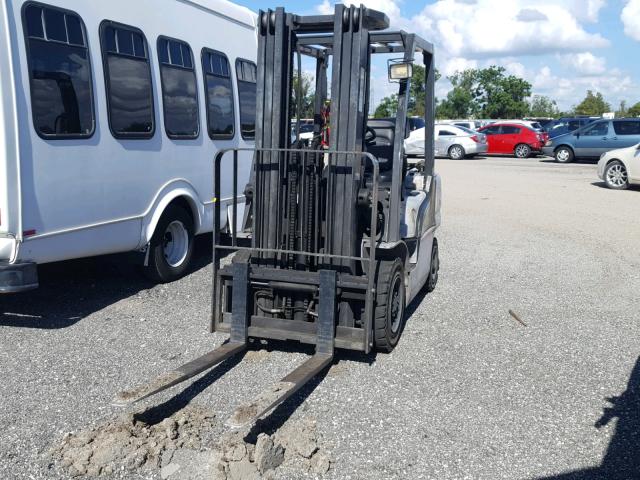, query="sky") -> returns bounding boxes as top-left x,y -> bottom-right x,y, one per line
233,0 -> 640,112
